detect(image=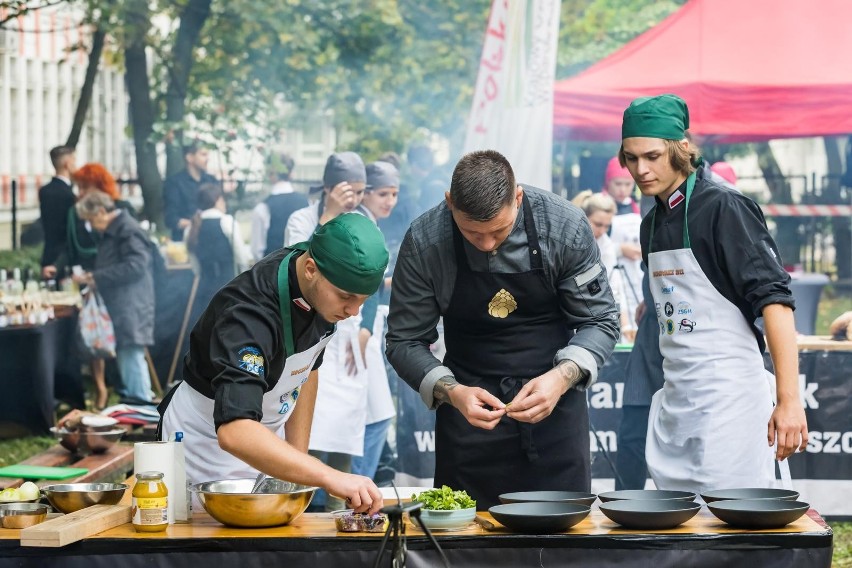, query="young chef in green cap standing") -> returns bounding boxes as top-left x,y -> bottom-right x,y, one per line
619,94 -> 808,495
159,214 -> 389,515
